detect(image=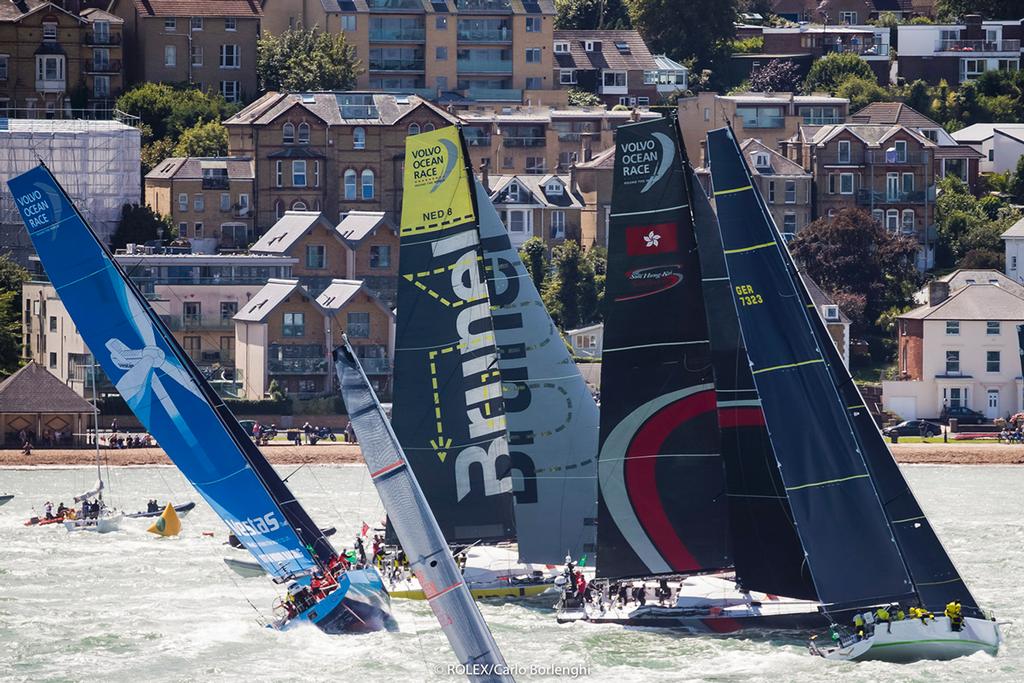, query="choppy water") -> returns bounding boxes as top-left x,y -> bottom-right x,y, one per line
0,464 -> 1019,682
